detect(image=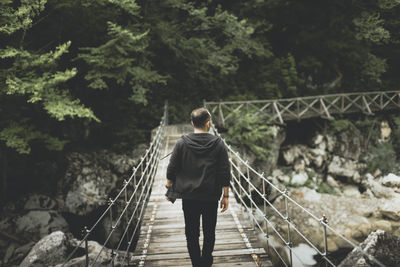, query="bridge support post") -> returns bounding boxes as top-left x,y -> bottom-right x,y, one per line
321,214 -> 329,267
133,167 -> 138,226
218,103 -> 225,127
124,179 -> 130,257
245,162 -> 254,231
284,189 -> 293,267
82,226 -> 89,267
262,175 -> 270,255
108,198 -> 115,263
